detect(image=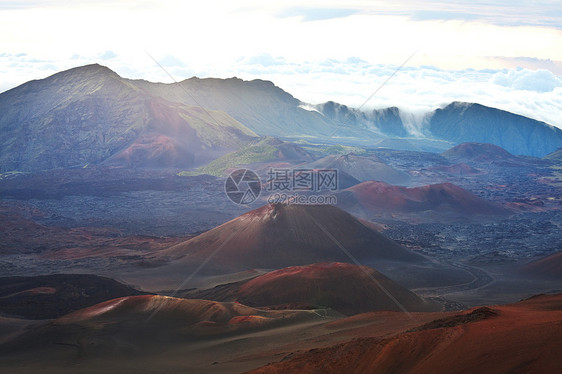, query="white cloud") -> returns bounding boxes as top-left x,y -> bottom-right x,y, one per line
491,69 -> 562,92
1,1 -> 562,130
224,59 -> 562,129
